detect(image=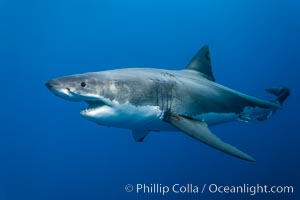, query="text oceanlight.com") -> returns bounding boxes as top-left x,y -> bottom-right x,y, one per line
124,183 -> 294,196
